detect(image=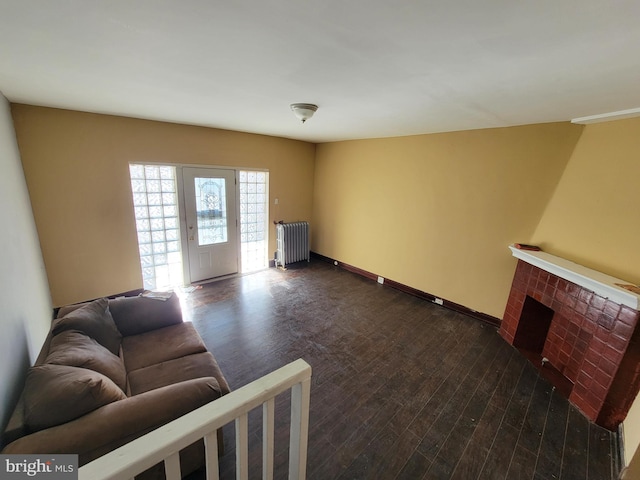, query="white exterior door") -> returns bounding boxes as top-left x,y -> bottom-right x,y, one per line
183,167 -> 238,282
